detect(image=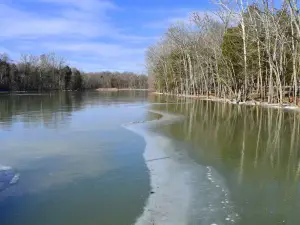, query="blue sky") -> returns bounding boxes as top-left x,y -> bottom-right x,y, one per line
0,0 -> 215,73
0,0 -> 282,73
